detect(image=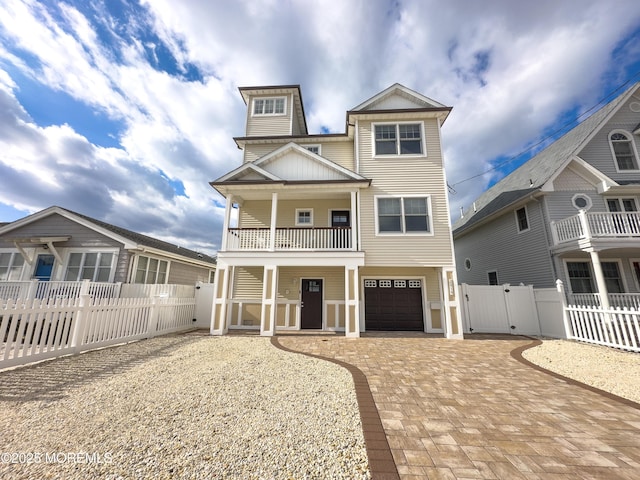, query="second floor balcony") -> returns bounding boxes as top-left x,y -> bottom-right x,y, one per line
225,227 -> 353,251
551,211 -> 640,248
